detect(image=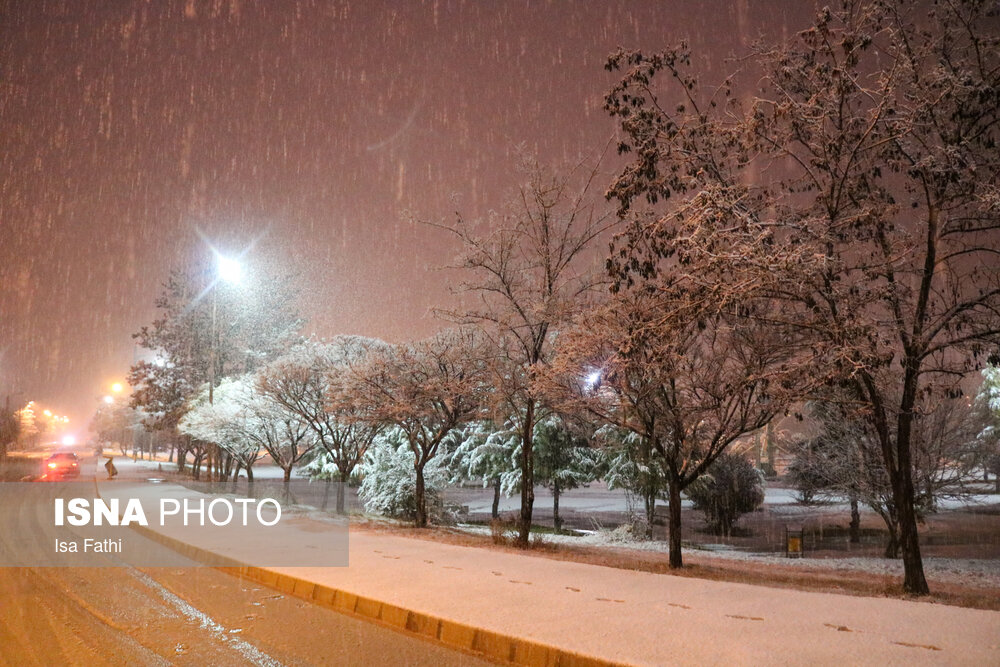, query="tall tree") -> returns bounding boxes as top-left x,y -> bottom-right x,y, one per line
604,0 -> 1000,593
550,290 -> 801,567
333,328 -> 486,527
129,259 -> 302,478
433,155 -> 613,544
595,426 -> 670,539
532,414 -> 600,532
